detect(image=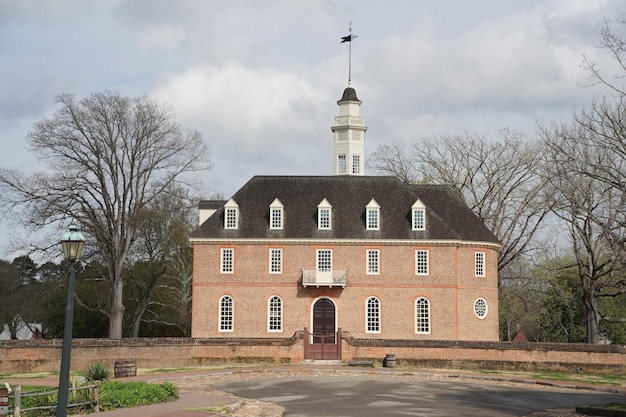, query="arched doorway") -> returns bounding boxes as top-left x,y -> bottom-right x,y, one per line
313,298 -> 336,341
304,298 -> 341,360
